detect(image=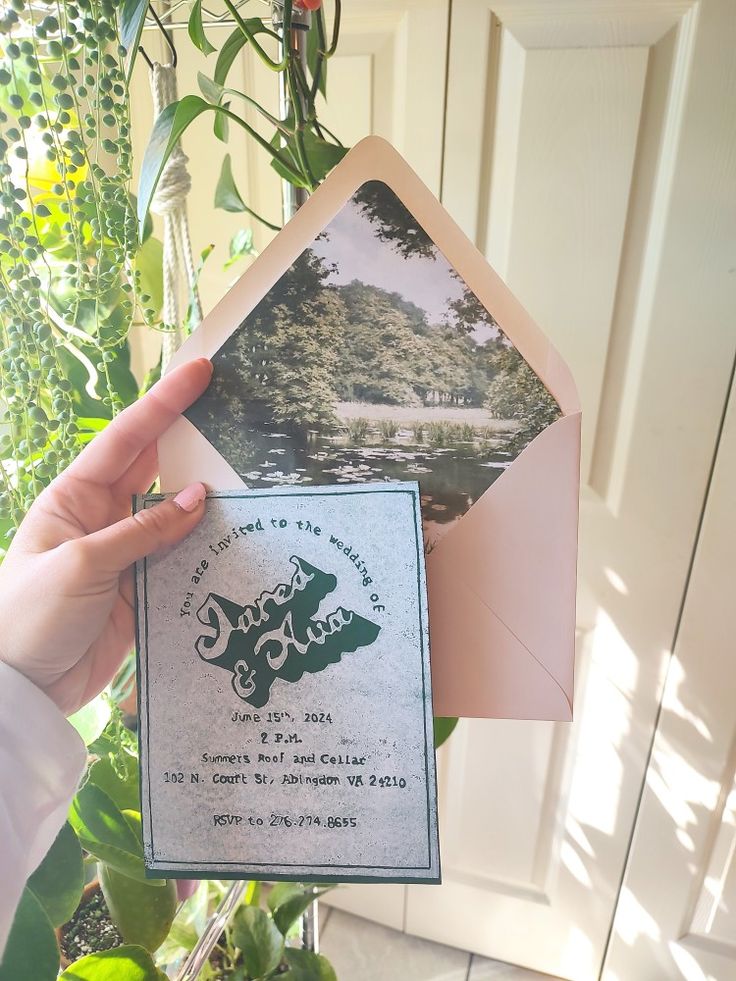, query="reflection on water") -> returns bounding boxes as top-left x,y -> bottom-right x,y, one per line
230,426 -> 514,546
